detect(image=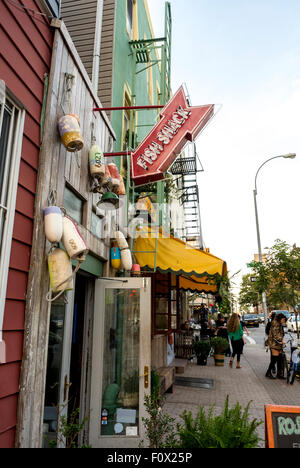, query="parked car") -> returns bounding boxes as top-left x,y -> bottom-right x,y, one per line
242,314 -> 260,328
287,315 -> 299,333
258,314 -> 265,324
